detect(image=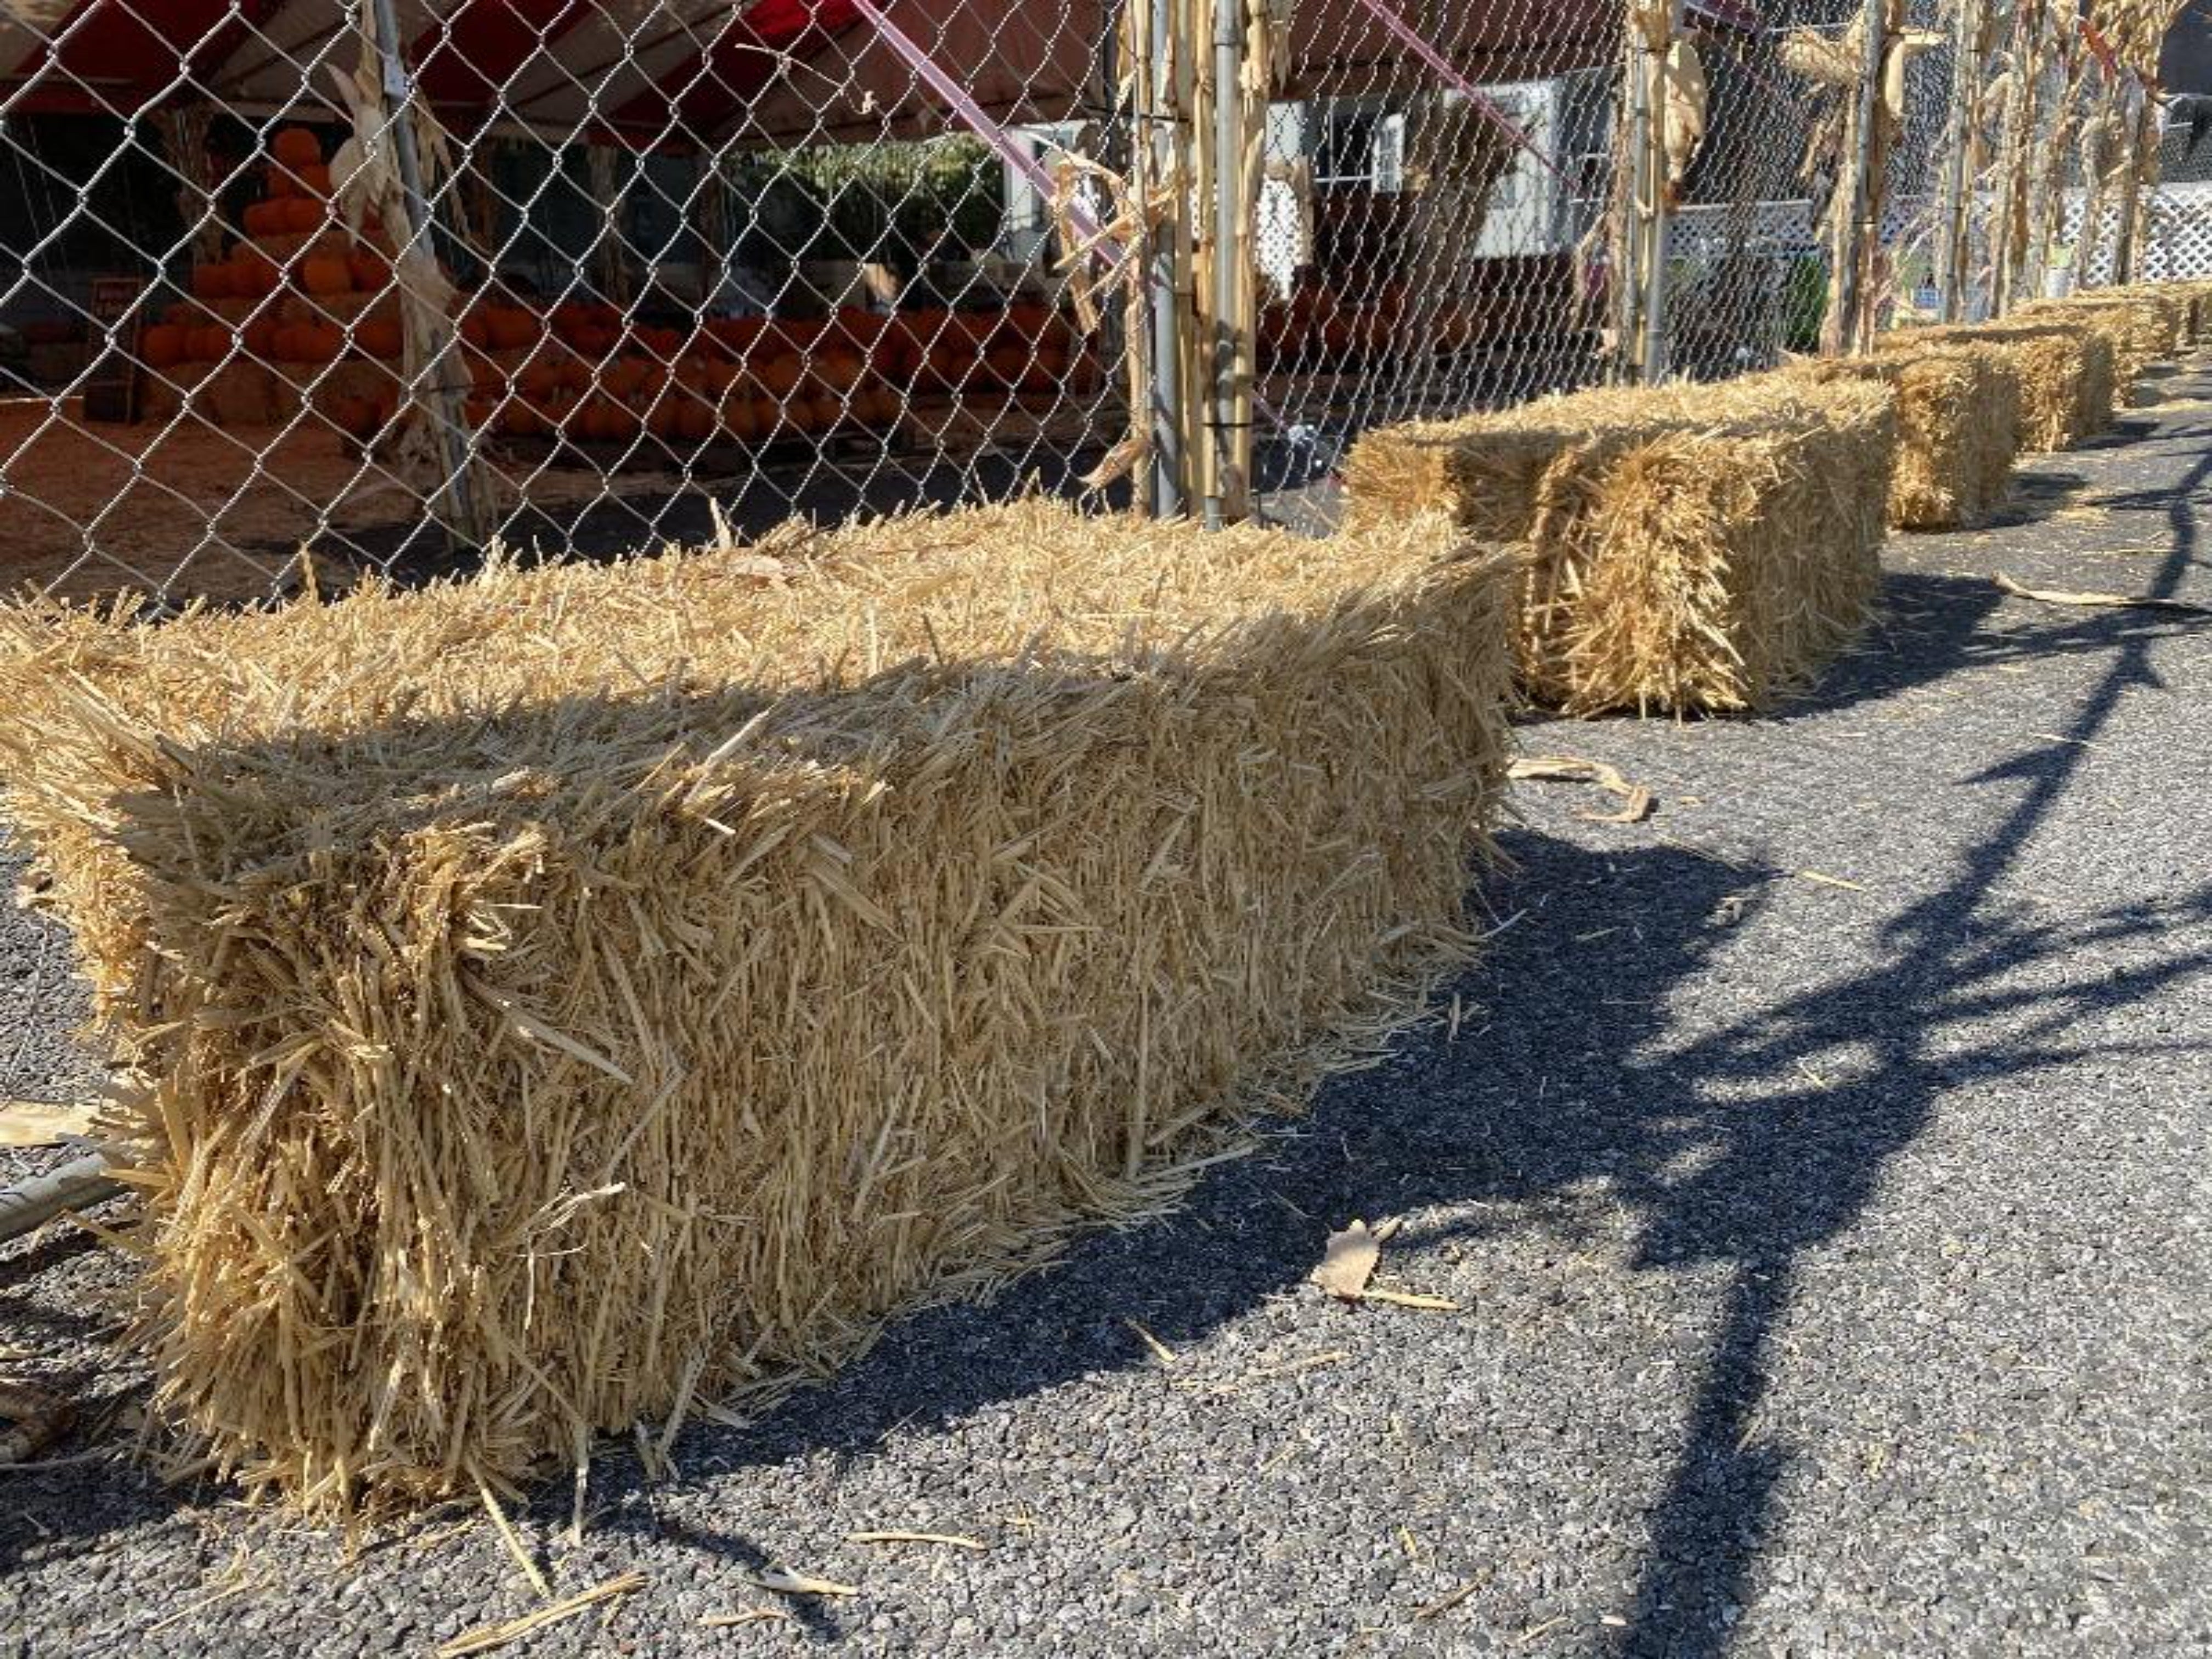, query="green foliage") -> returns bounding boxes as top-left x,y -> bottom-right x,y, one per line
725,137 -> 1003,276
1782,255 -> 1827,354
